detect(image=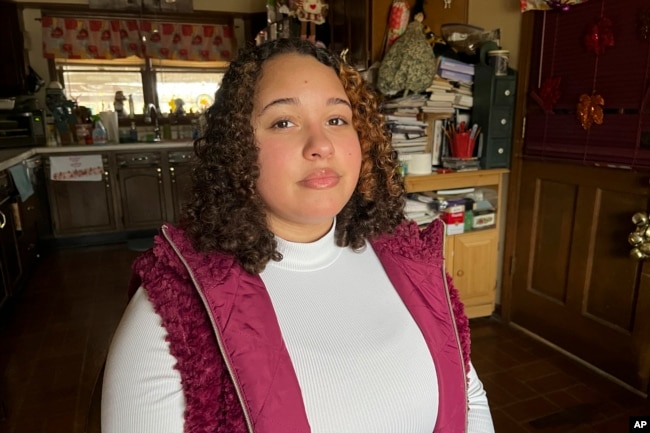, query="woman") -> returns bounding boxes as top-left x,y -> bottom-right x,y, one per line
102,38 -> 494,433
